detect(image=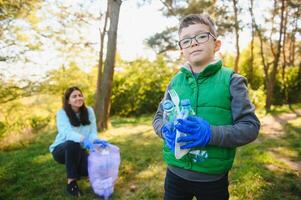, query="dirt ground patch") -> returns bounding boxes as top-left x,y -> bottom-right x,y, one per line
260,109 -> 301,175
